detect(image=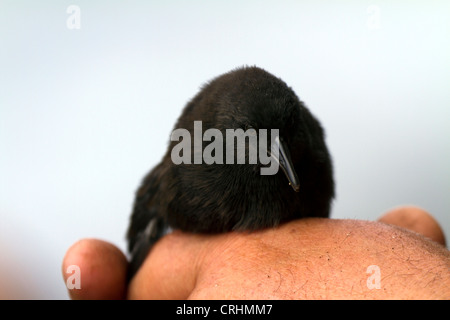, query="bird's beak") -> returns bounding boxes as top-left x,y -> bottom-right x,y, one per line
271,136 -> 300,192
